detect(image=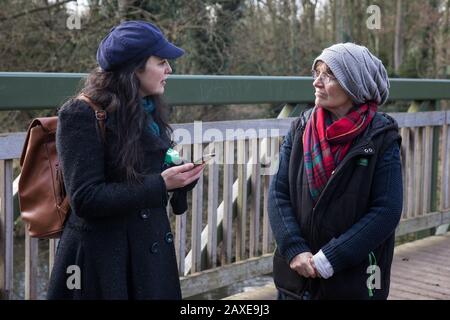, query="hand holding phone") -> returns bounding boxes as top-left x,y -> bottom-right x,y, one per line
193,153 -> 216,166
